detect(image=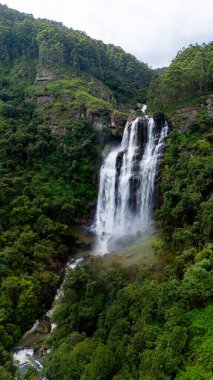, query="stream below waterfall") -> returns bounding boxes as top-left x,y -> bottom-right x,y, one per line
12,254 -> 85,378
13,110 -> 168,378
12,232 -> 159,378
